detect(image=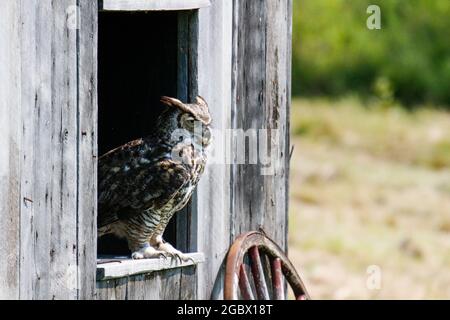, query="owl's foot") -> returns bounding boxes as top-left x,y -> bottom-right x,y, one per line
157,242 -> 190,263
151,236 -> 194,263
131,243 -> 167,260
